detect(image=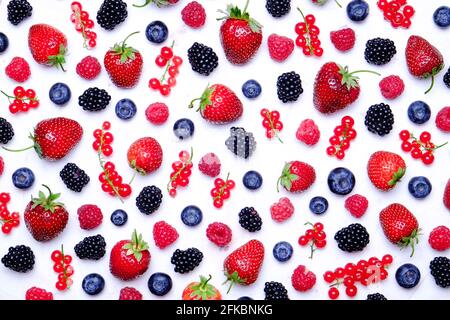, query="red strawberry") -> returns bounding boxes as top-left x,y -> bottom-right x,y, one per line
182,275 -> 222,300
153,221 -> 179,249
367,151 -> 406,191
277,161 -> 316,193
218,1 -> 263,65
127,137 -> 163,175
189,84 -> 243,124
109,230 -> 151,281
291,265 -> 316,292
379,203 -> 420,256
428,226 -> 450,251
104,32 -> 143,88
24,185 -> 68,242
313,62 -> 379,114
444,179 -> 450,210
28,24 -> 67,70
405,35 -> 444,94
223,239 -> 264,291
267,34 -> 294,62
